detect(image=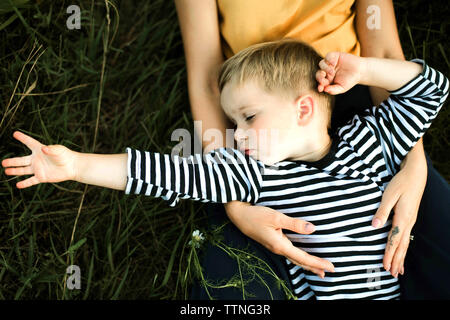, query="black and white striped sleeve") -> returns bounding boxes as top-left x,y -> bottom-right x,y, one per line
362,59 -> 449,172
123,147 -> 265,207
